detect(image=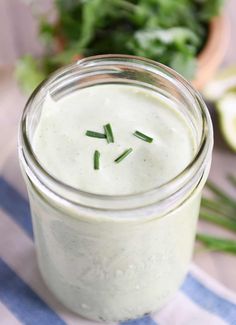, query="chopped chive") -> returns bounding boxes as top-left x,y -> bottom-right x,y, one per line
115,148 -> 133,163
104,123 -> 114,143
94,150 -> 100,170
133,130 -> 153,143
86,130 -> 106,139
